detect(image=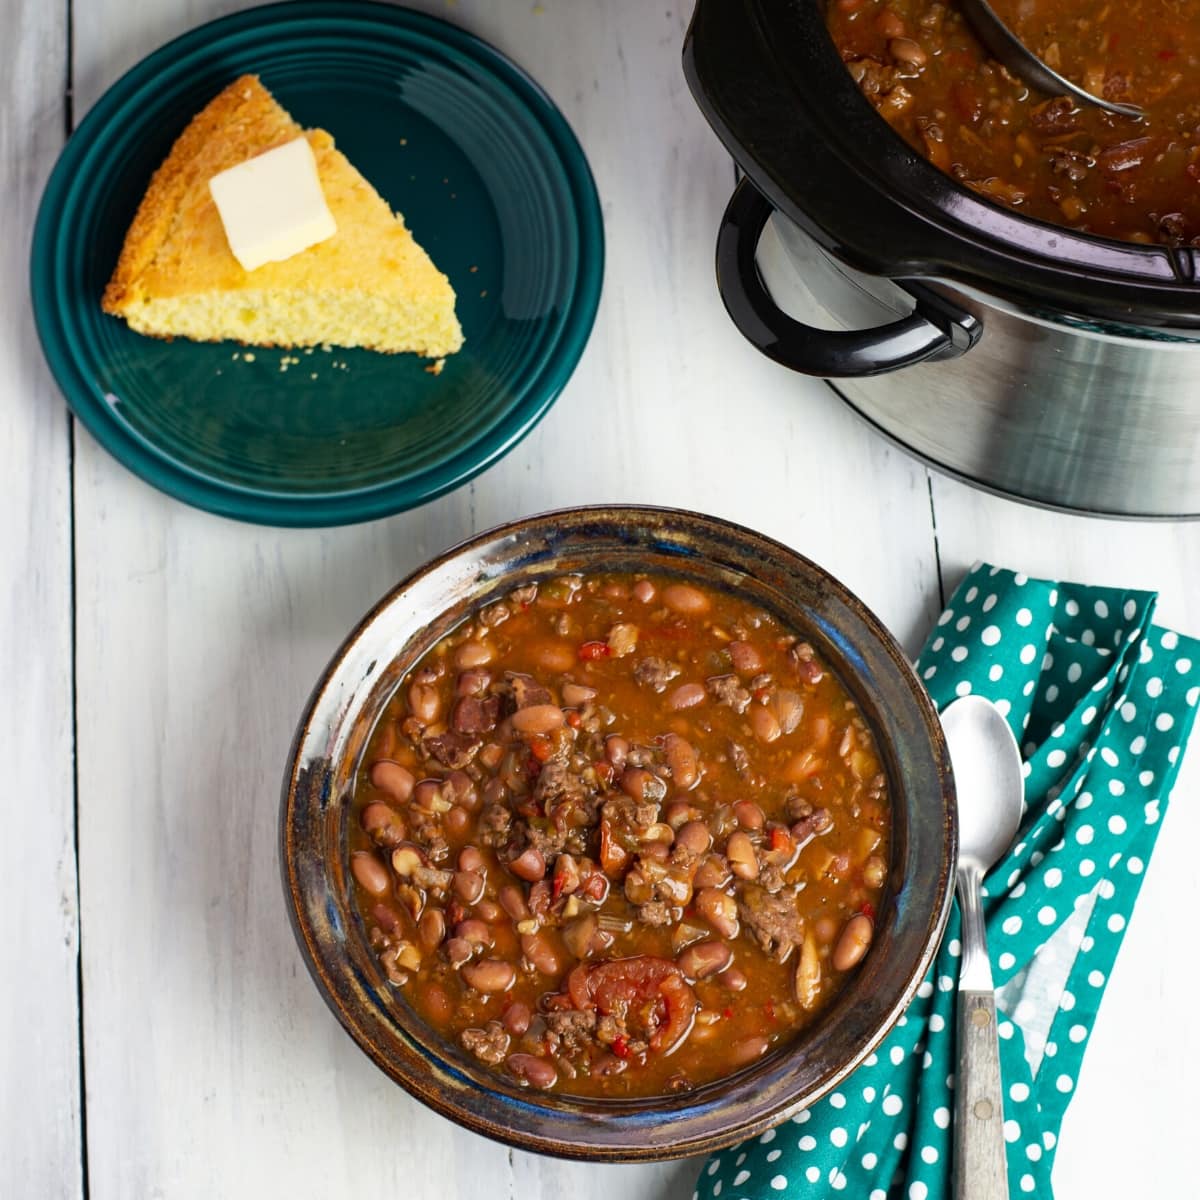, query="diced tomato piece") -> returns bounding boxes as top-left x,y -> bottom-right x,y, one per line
612,1035 -> 631,1060
861,901 -> 877,920
566,710 -> 582,728
723,1007 -> 734,1020
530,736 -> 554,762
769,826 -> 792,853
578,641 -> 611,661
764,999 -> 776,1021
